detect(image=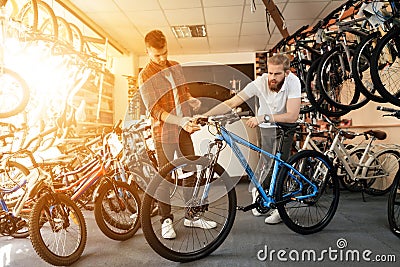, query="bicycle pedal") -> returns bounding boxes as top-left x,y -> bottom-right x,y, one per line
237,203 -> 257,212
16,219 -> 27,229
